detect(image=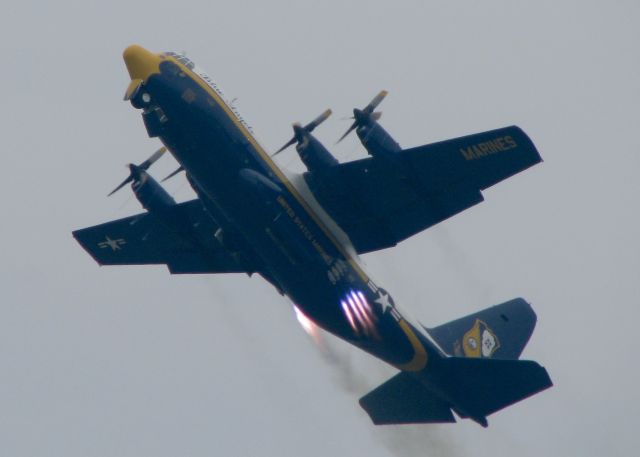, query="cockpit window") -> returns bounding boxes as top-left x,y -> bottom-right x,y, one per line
163,51 -> 195,70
